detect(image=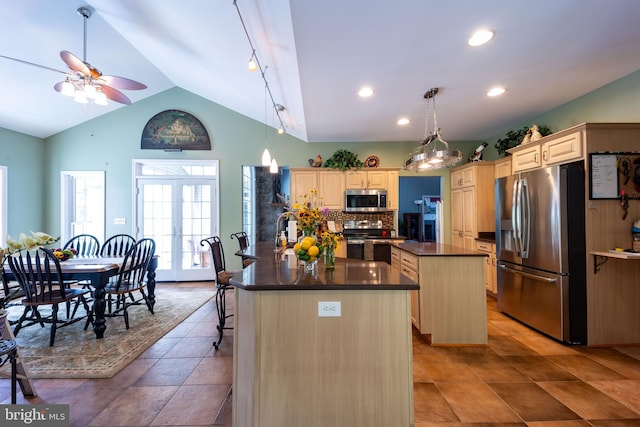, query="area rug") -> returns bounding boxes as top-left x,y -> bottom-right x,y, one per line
5,287 -> 215,379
